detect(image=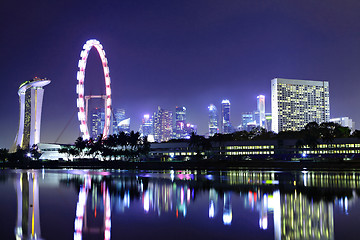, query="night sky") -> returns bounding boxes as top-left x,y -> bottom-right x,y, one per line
1,0 -> 360,148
